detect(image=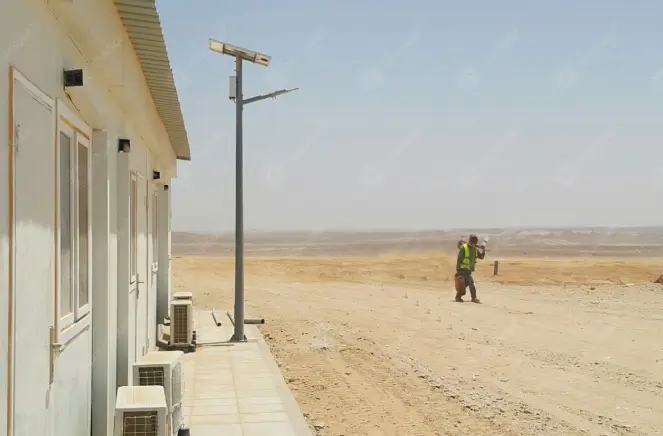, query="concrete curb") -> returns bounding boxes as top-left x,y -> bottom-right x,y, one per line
247,324 -> 313,436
